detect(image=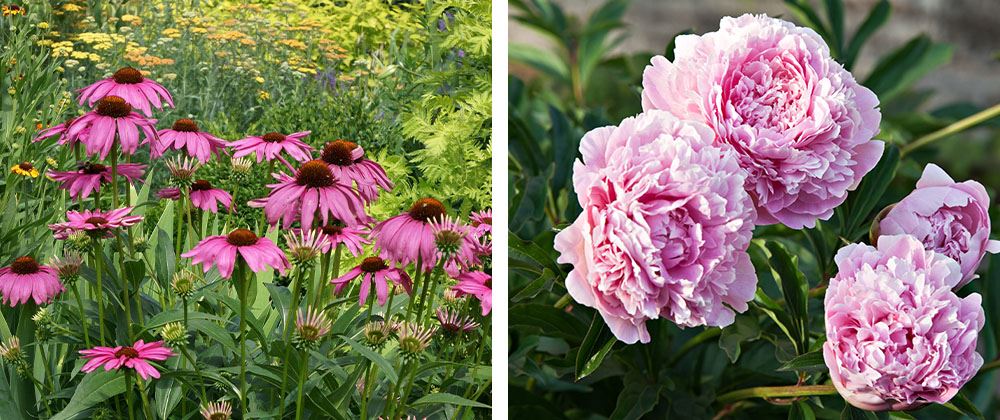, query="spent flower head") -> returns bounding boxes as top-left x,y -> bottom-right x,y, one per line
397,322 -> 435,361
435,307 -> 479,335
50,252 -> 84,285
284,229 -> 330,266
294,307 -> 332,351
363,320 -> 395,350
200,400 -> 233,420
166,156 -> 200,186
